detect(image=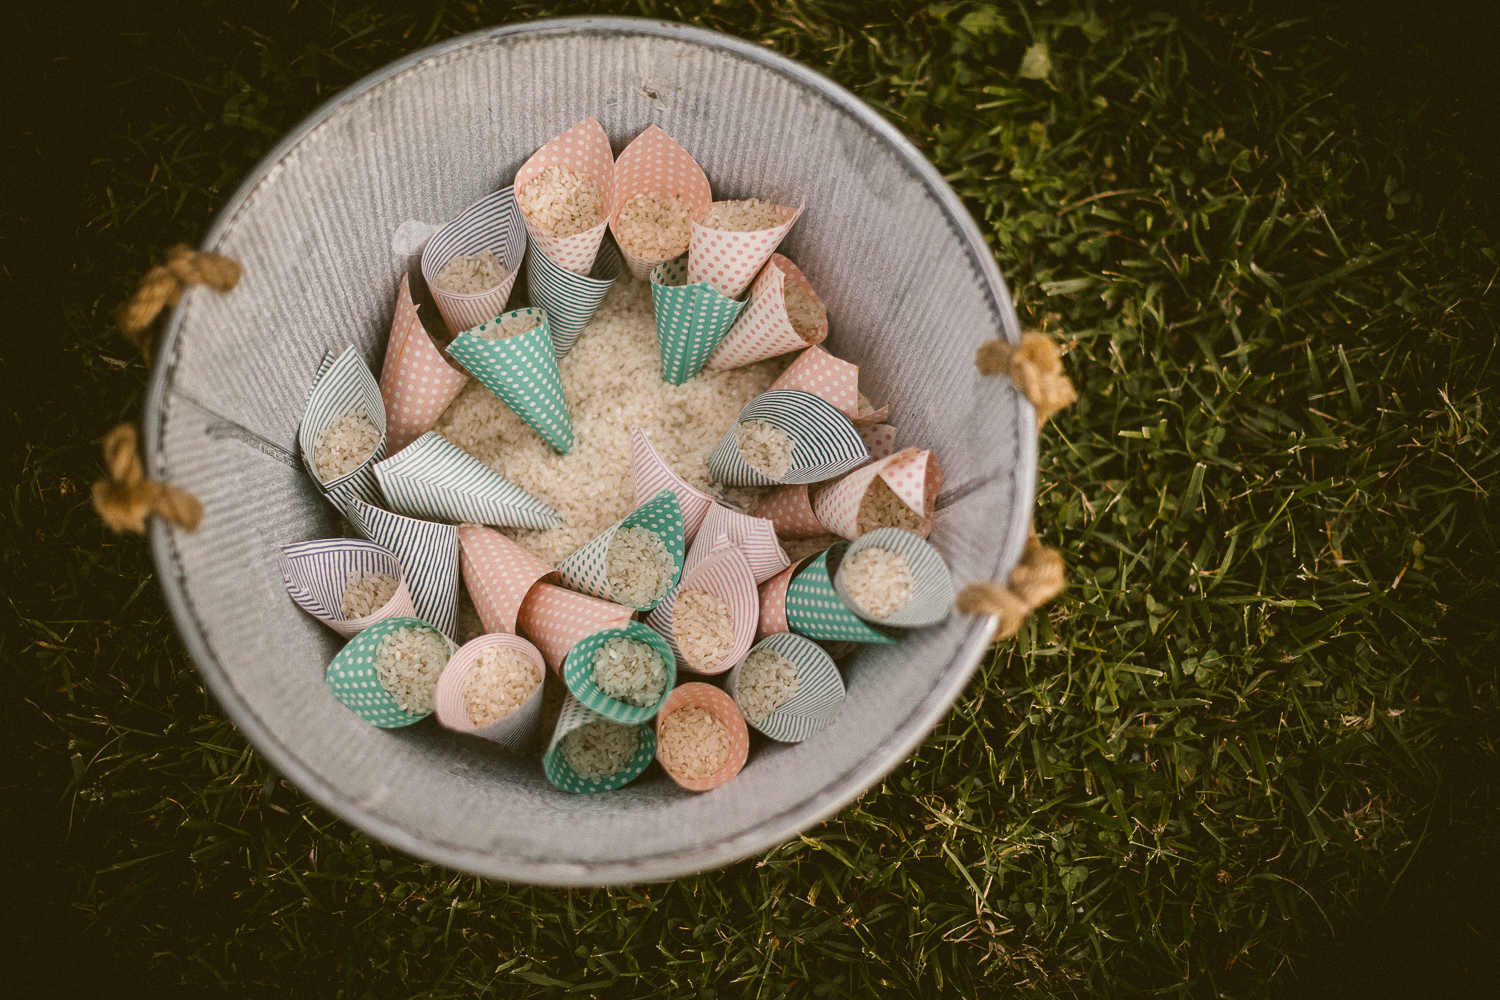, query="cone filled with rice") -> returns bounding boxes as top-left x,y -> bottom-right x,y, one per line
513,116 -> 615,276
689,502 -> 790,584
379,274 -> 470,455
784,543 -> 899,645
419,186 -> 527,336
631,428 -> 718,545
445,307 -> 575,454
703,255 -> 827,372
373,430 -> 561,529
526,235 -> 622,360
325,616 -> 456,727
766,344 -> 861,421
297,344 -> 387,516
543,694 -> 657,794
654,682 -> 750,792
515,582 -> 636,673
752,482 -> 826,540
344,496 -> 461,641
687,198 -> 802,299
706,389 -> 868,487
608,124 -> 713,280
833,527 -> 955,628
279,537 -> 416,639
649,258 -> 748,386
727,632 -> 845,743
562,621 -> 678,725
433,633 -> 548,750
645,537 -> 758,675
555,488 -> 685,611
811,447 -> 941,541
458,524 -> 557,635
